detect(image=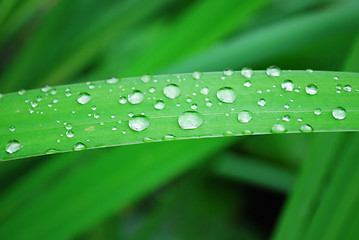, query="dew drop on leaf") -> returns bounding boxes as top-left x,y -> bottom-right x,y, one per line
257,98 -> 266,106
154,100 -> 165,110
178,111 -> 203,130
305,84 -> 318,95
77,92 -> 92,104
314,109 -> 322,115
332,107 -> 346,120
18,89 -> 26,95
163,84 -> 181,99
9,126 -> 16,132
129,116 -> 150,132
192,71 -> 202,80
266,66 -> 281,77
128,90 -> 144,104
73,142 -> 87,151
241,67 -> 253,78
45,149 -> 60,155
106,77 -> 119,84
244,81 -> 251,87
200,87 -> 209,95
300,124 -> 314,133
5,140 -> 22,154
281,80 -> 294,92
119,97 -> 127,104
223,69 -> 234,76
237,111 -> 252,123
217,87 -> 236,103
66,131 -> 74,138
271,124 -> 286,133
163,135 -> 176,141
41,85 -> 52,92
141,75 -> 151,83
